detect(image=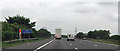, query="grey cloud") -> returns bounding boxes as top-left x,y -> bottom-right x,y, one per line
40,19 -> 65,24
1,0 -> 118,34
103,14 -> 118,22
74,8 -> 98,14
97,2 -> 117,6
70,2 -> 87,5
